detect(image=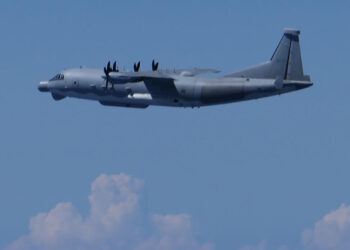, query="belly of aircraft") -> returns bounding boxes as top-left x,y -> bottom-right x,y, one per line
58,88 -> 199,108
52,77 -> 300,108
